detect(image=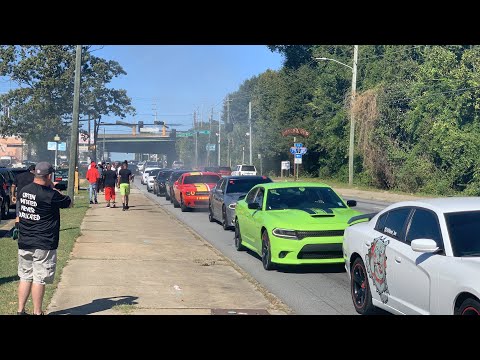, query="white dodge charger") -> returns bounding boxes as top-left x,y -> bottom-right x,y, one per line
343,197 -> 480,315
